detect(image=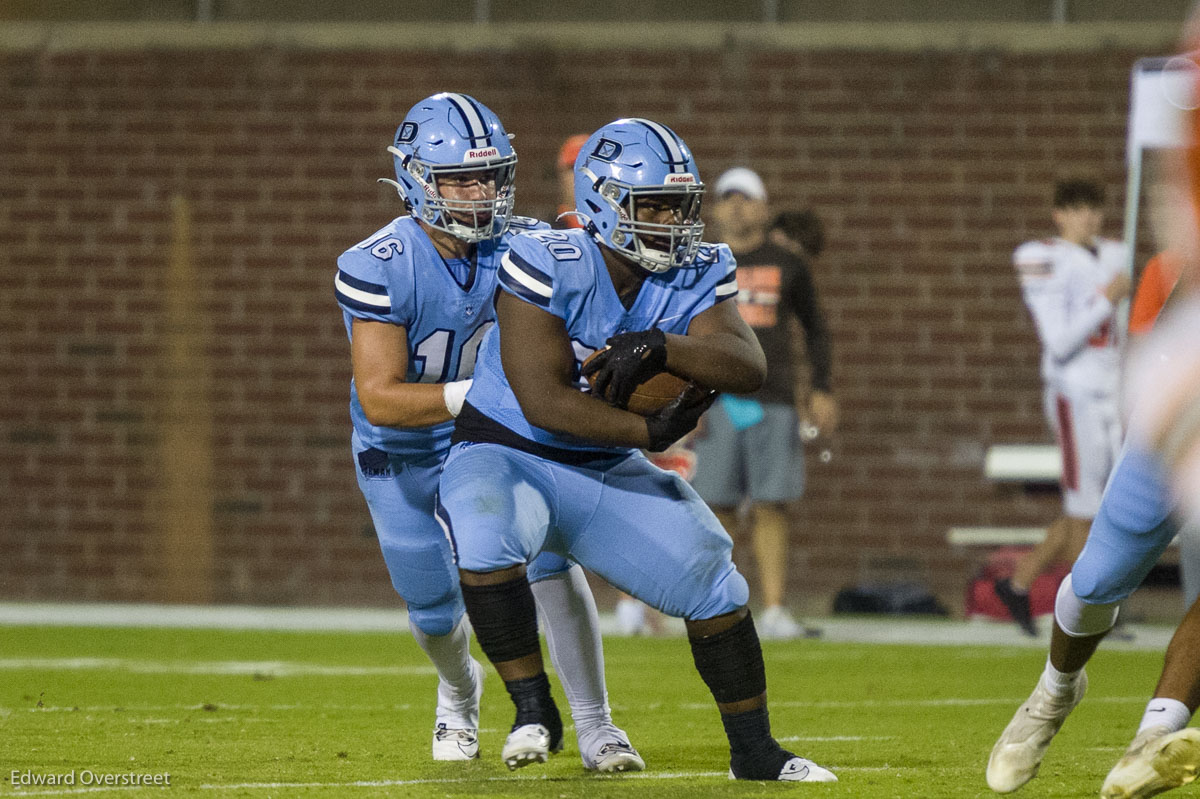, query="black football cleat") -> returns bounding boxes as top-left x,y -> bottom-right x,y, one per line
994,577 -> 1038,637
